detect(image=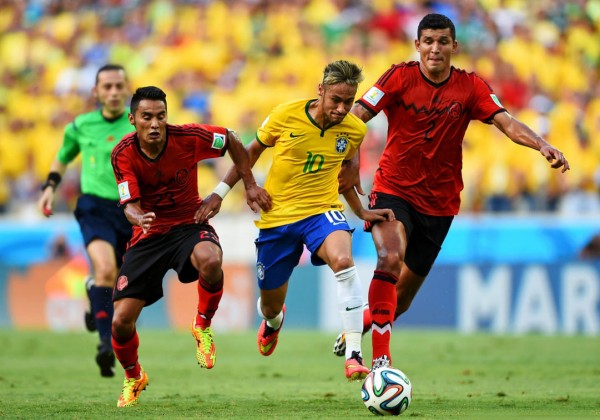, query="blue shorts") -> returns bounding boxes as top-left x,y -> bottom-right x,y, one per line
73,194 -> 132,267
255,210 -> 353,290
